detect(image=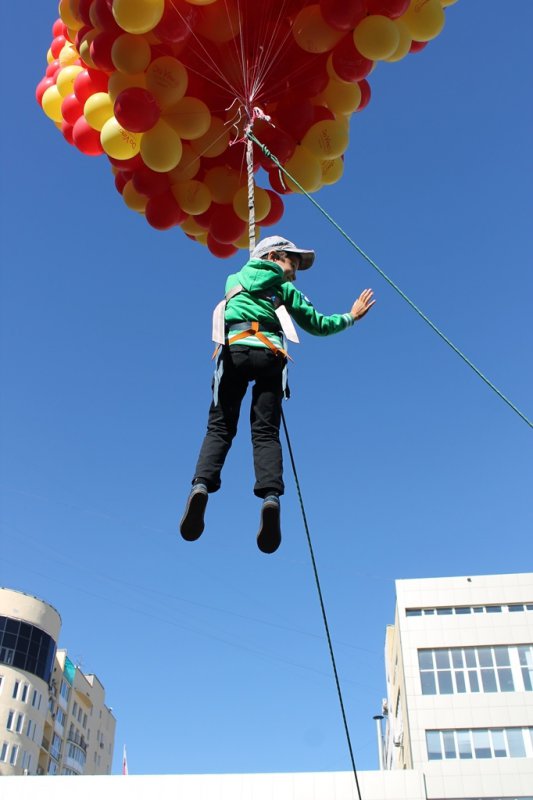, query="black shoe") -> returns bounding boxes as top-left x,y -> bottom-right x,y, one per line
180,484 -> 208,541
257,496 -> 281,554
